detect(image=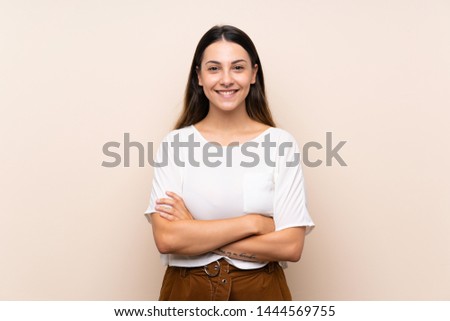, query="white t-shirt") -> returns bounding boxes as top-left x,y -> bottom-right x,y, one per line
144,125 -> 314,269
